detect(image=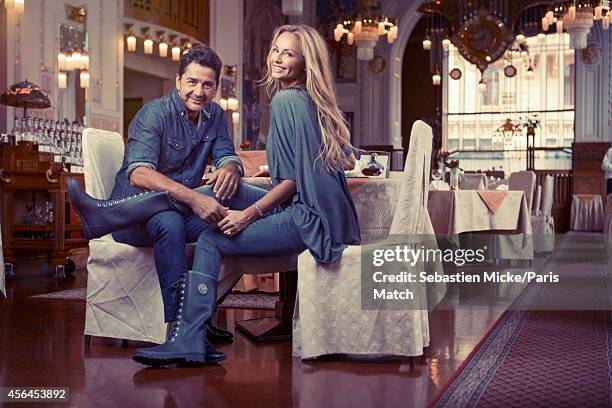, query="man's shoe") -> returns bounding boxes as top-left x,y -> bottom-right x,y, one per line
67,177 -> 178,239
206,321 -> 234,342
204,341 -> 226,363
133,271 -> 224,367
